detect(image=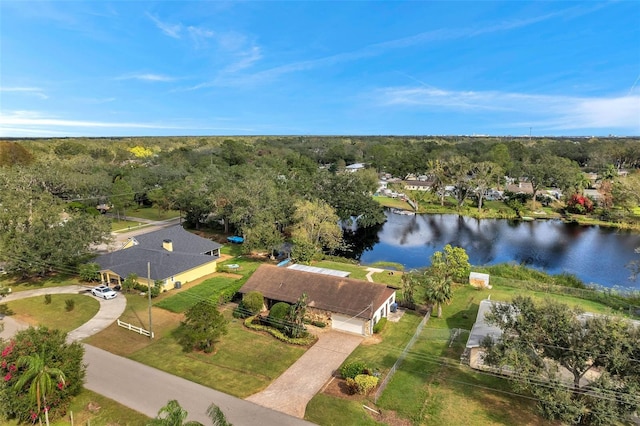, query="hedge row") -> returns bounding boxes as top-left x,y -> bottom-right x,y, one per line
243,316 -> 317,346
